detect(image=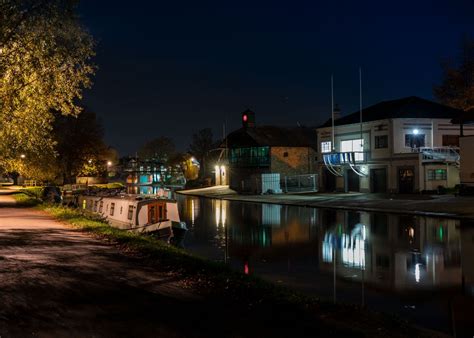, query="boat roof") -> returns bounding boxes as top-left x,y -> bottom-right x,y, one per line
80,194 -> 176,204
